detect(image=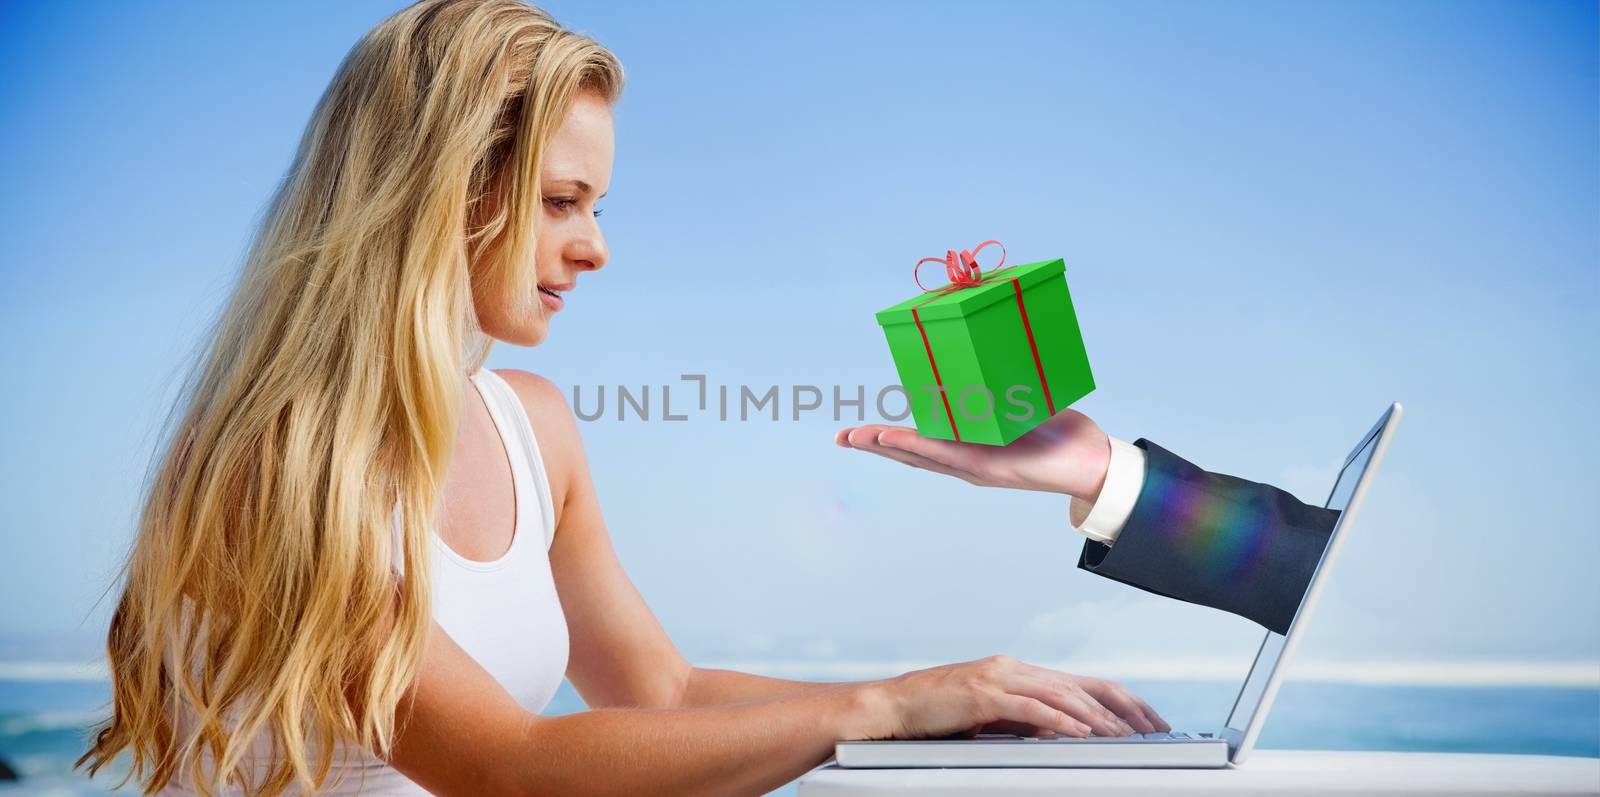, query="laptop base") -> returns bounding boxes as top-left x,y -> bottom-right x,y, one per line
836,733 -> 1229,769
